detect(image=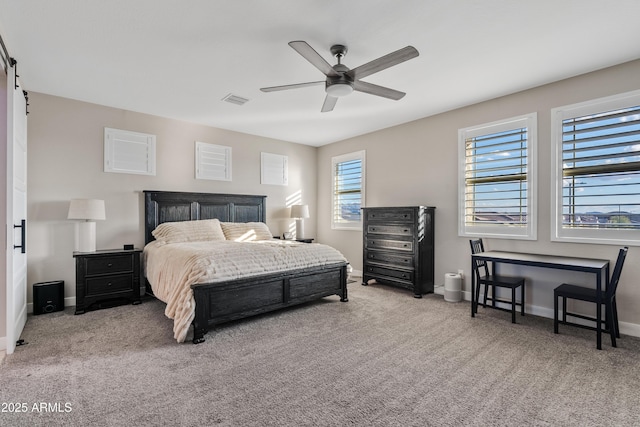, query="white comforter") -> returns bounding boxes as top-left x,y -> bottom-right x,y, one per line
143,239 -> 347,342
